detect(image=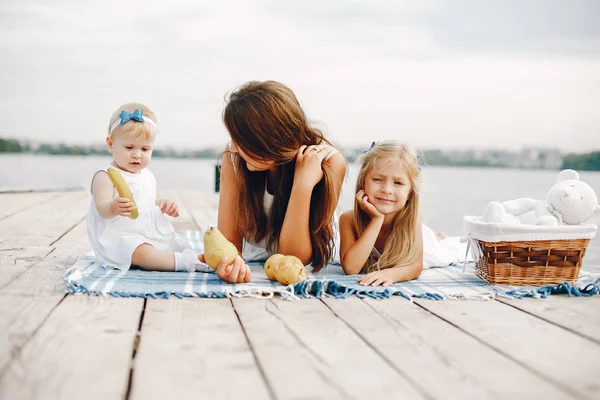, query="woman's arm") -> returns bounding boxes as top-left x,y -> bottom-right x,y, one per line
217,152 -> 244,254
339,210 -> 383,274
279,147 -> 346,264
